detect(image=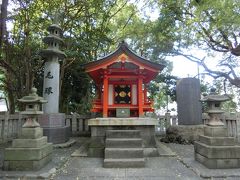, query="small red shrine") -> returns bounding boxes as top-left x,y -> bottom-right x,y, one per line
84,41 -> 165,117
